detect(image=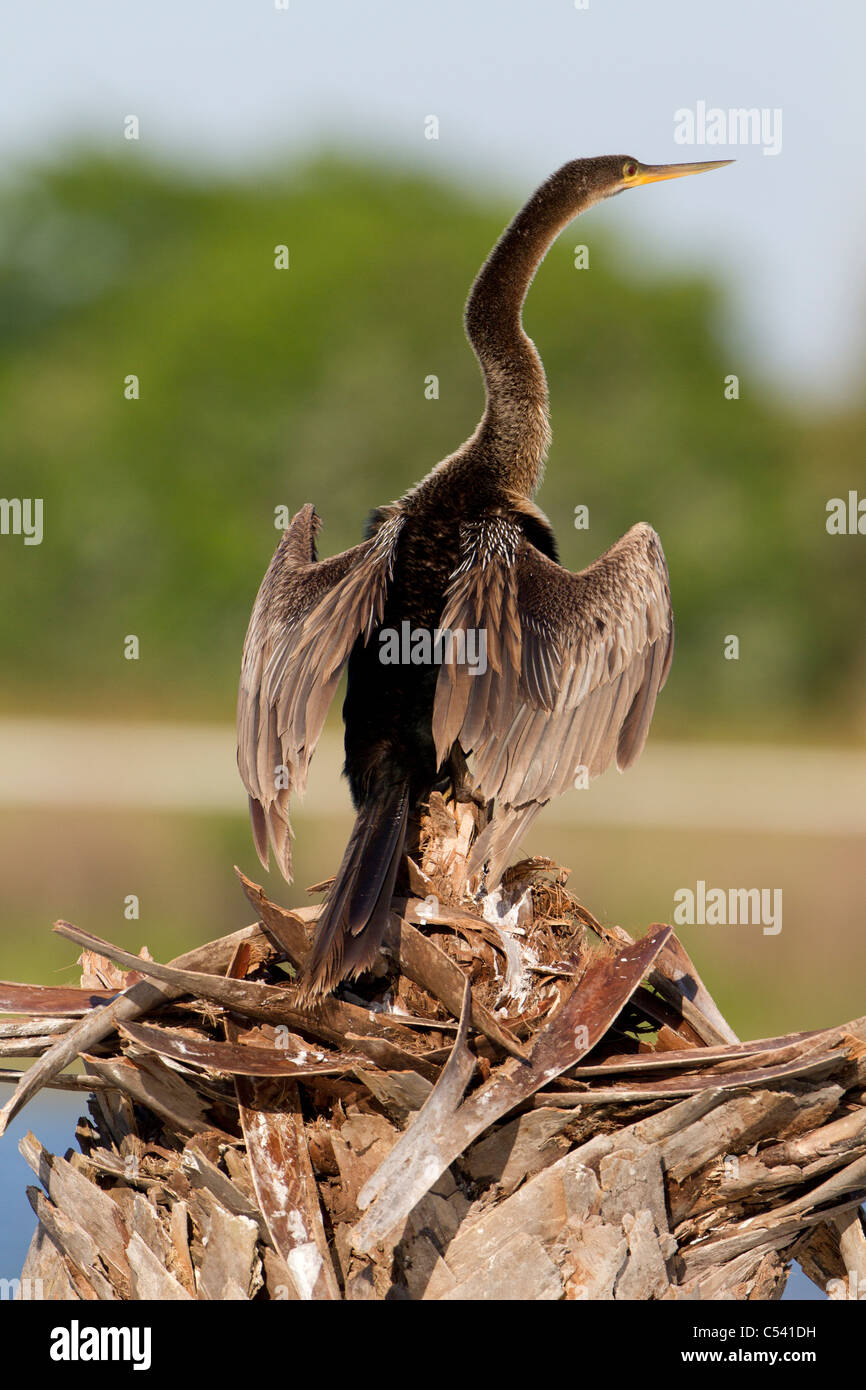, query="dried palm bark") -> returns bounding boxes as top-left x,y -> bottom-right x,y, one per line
4,795 -> 866,1301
